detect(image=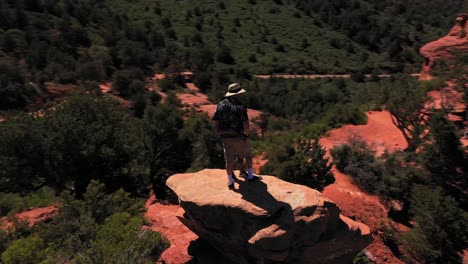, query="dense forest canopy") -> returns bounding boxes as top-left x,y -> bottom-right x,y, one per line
0,0 -> 464,110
